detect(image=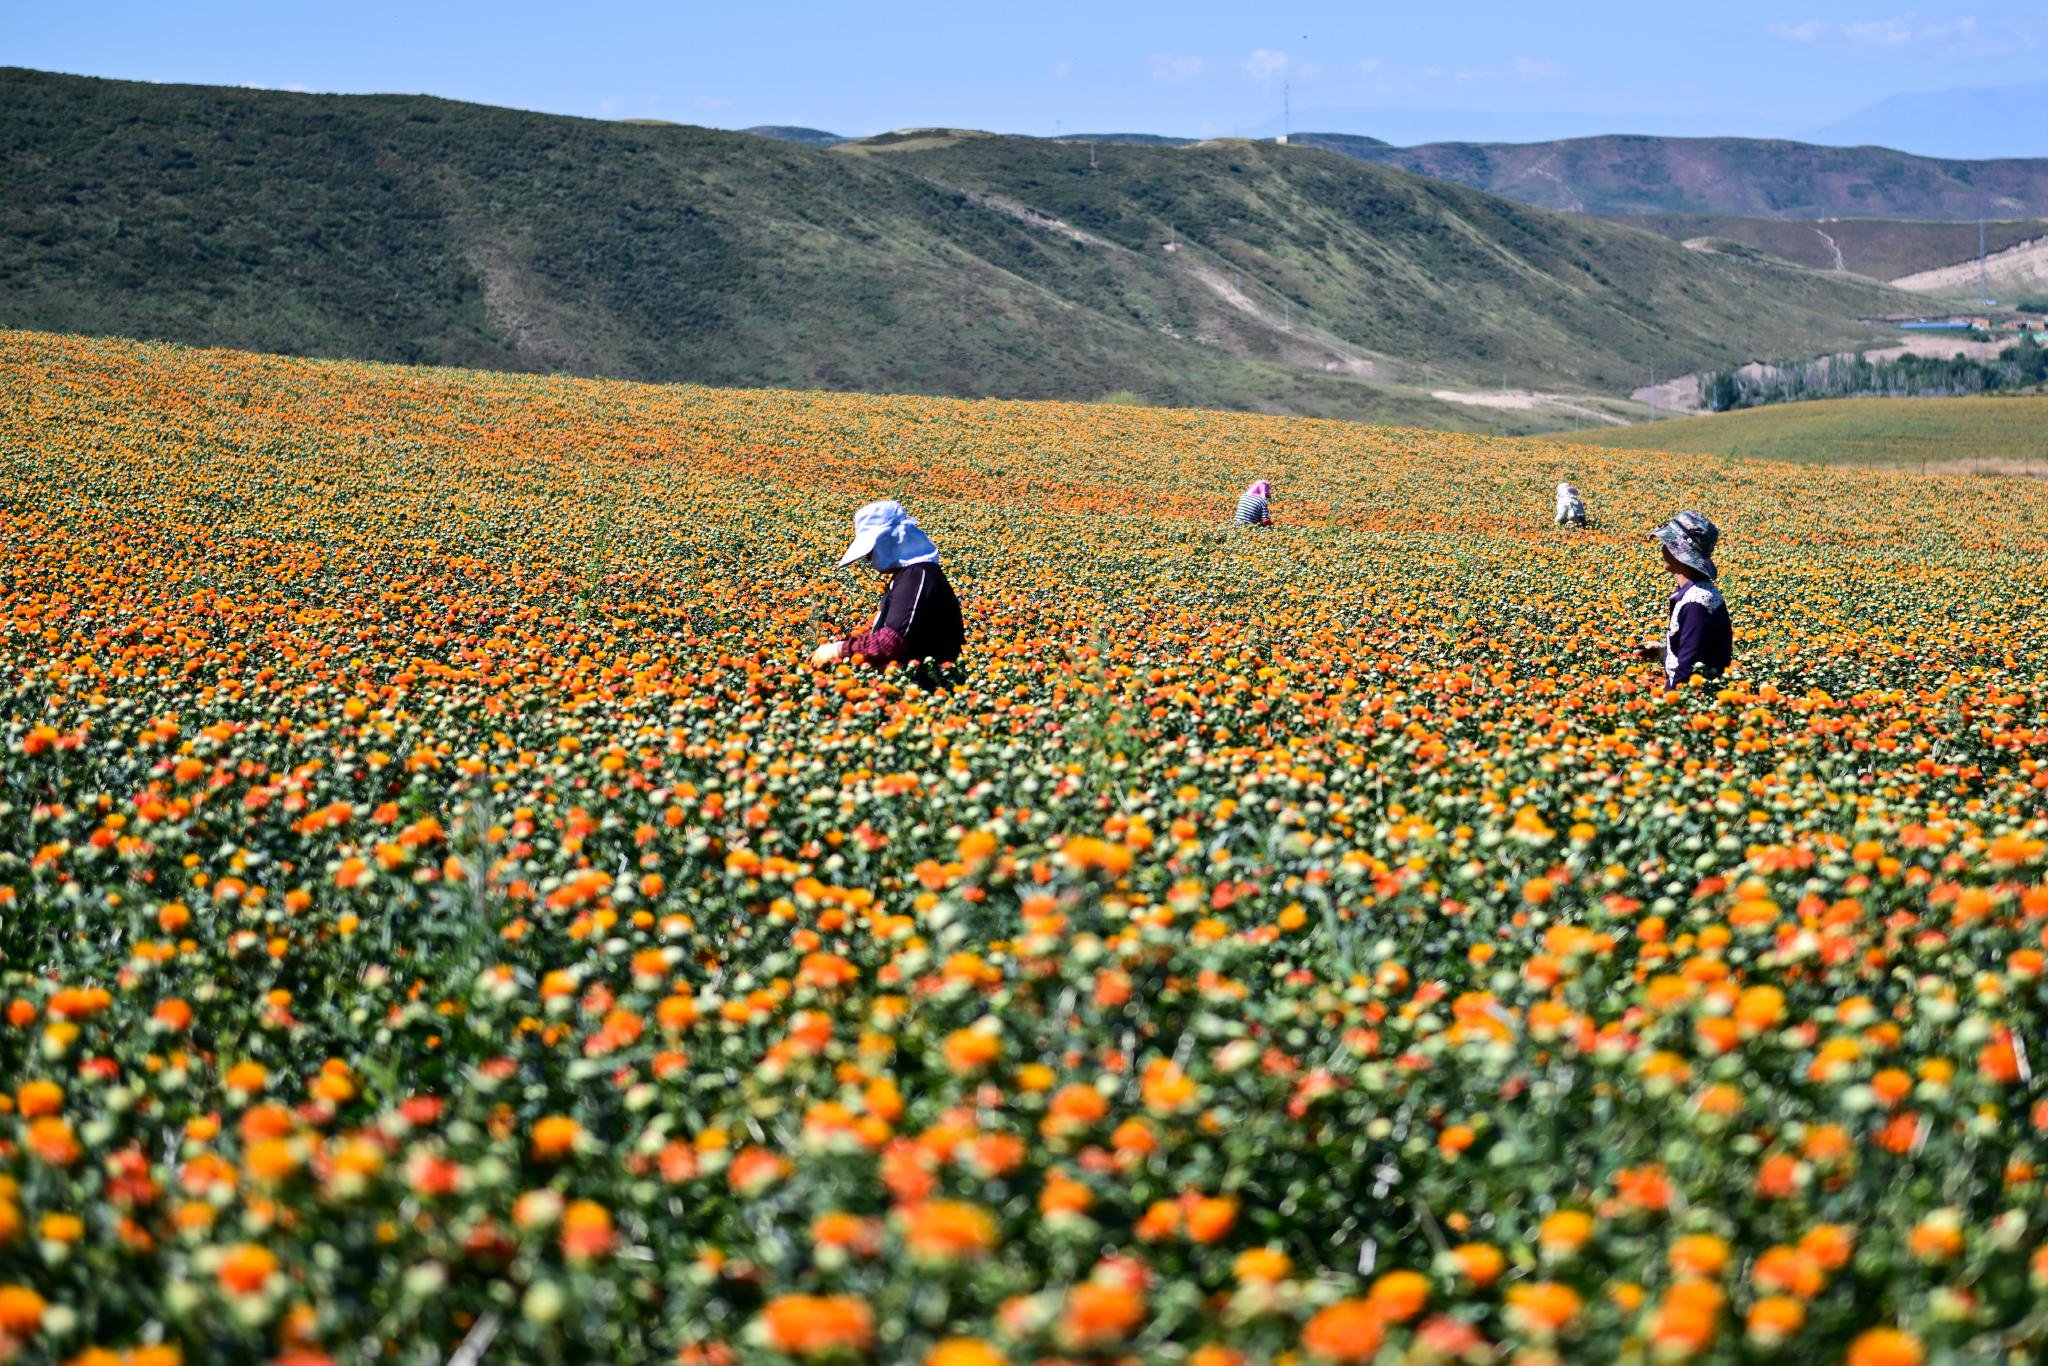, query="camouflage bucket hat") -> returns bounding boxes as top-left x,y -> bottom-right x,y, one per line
1654,510 -> 1719,581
